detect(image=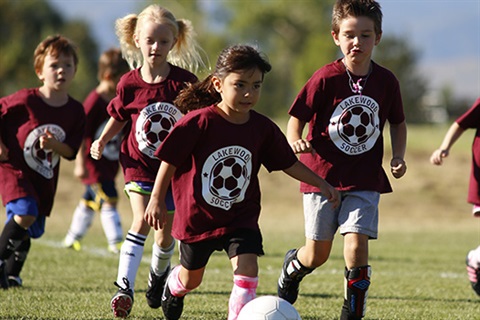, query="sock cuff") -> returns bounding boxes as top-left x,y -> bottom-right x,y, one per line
233,275 -> 258,289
